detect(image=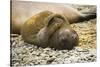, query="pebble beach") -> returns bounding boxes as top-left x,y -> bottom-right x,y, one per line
10,5 -> 96,66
